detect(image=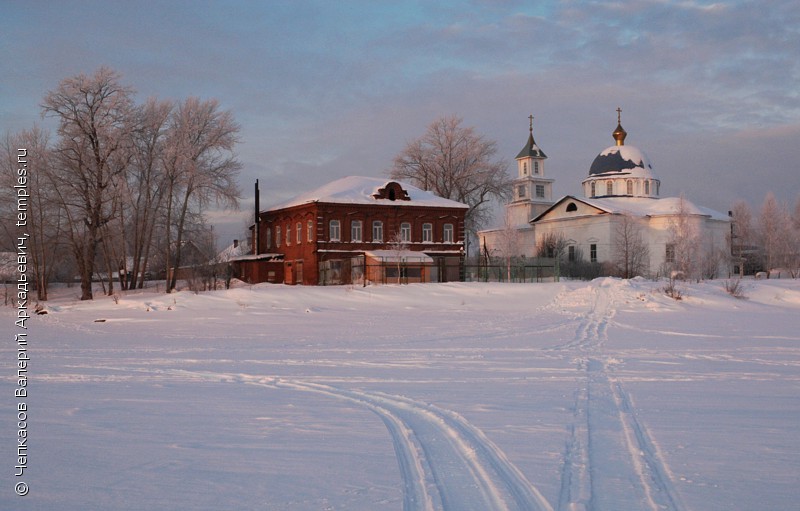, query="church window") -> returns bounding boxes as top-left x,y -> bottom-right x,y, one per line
307,220 -> 314,242
606,181 -> 613,195
627,180 -> 633,195
568,245 -> 576,262
656,181 -> 660,195
443,223 -> 454,243
591,182 -> 596,197
536,185 -> 545,198
534,161 -> 540,174
566,202 -> 578,212
400,222 -> 411,242
518,185 -> 526,198
422,223 -> 433,242
522,162 -> 528,175
665,243 -> 675,264
329,220 -> 341,242
372,221 -> 383,242
351,220 -> 362,242
590,244 -> 597,263
644,180 -> 650,195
